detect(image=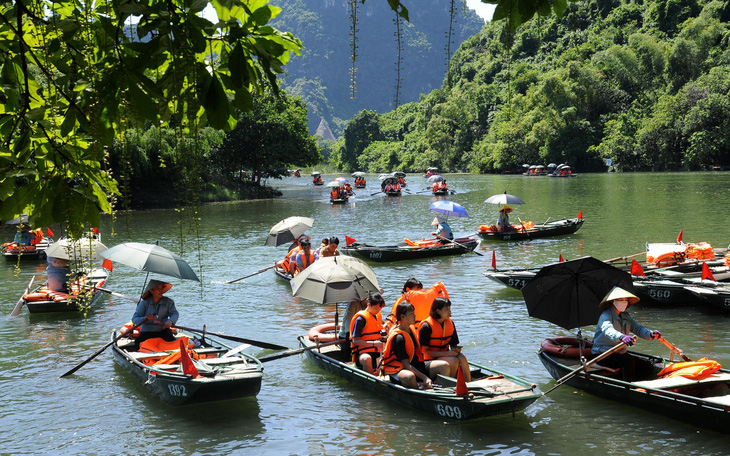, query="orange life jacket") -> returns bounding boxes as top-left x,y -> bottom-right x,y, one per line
293,251 -> 316,275
382,327 -> 423,375
404,282 -> 449,324
657,357 -> 722,380
419,317 -> 455,360
282,246 -> 302,273
349,310 -> 383,362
